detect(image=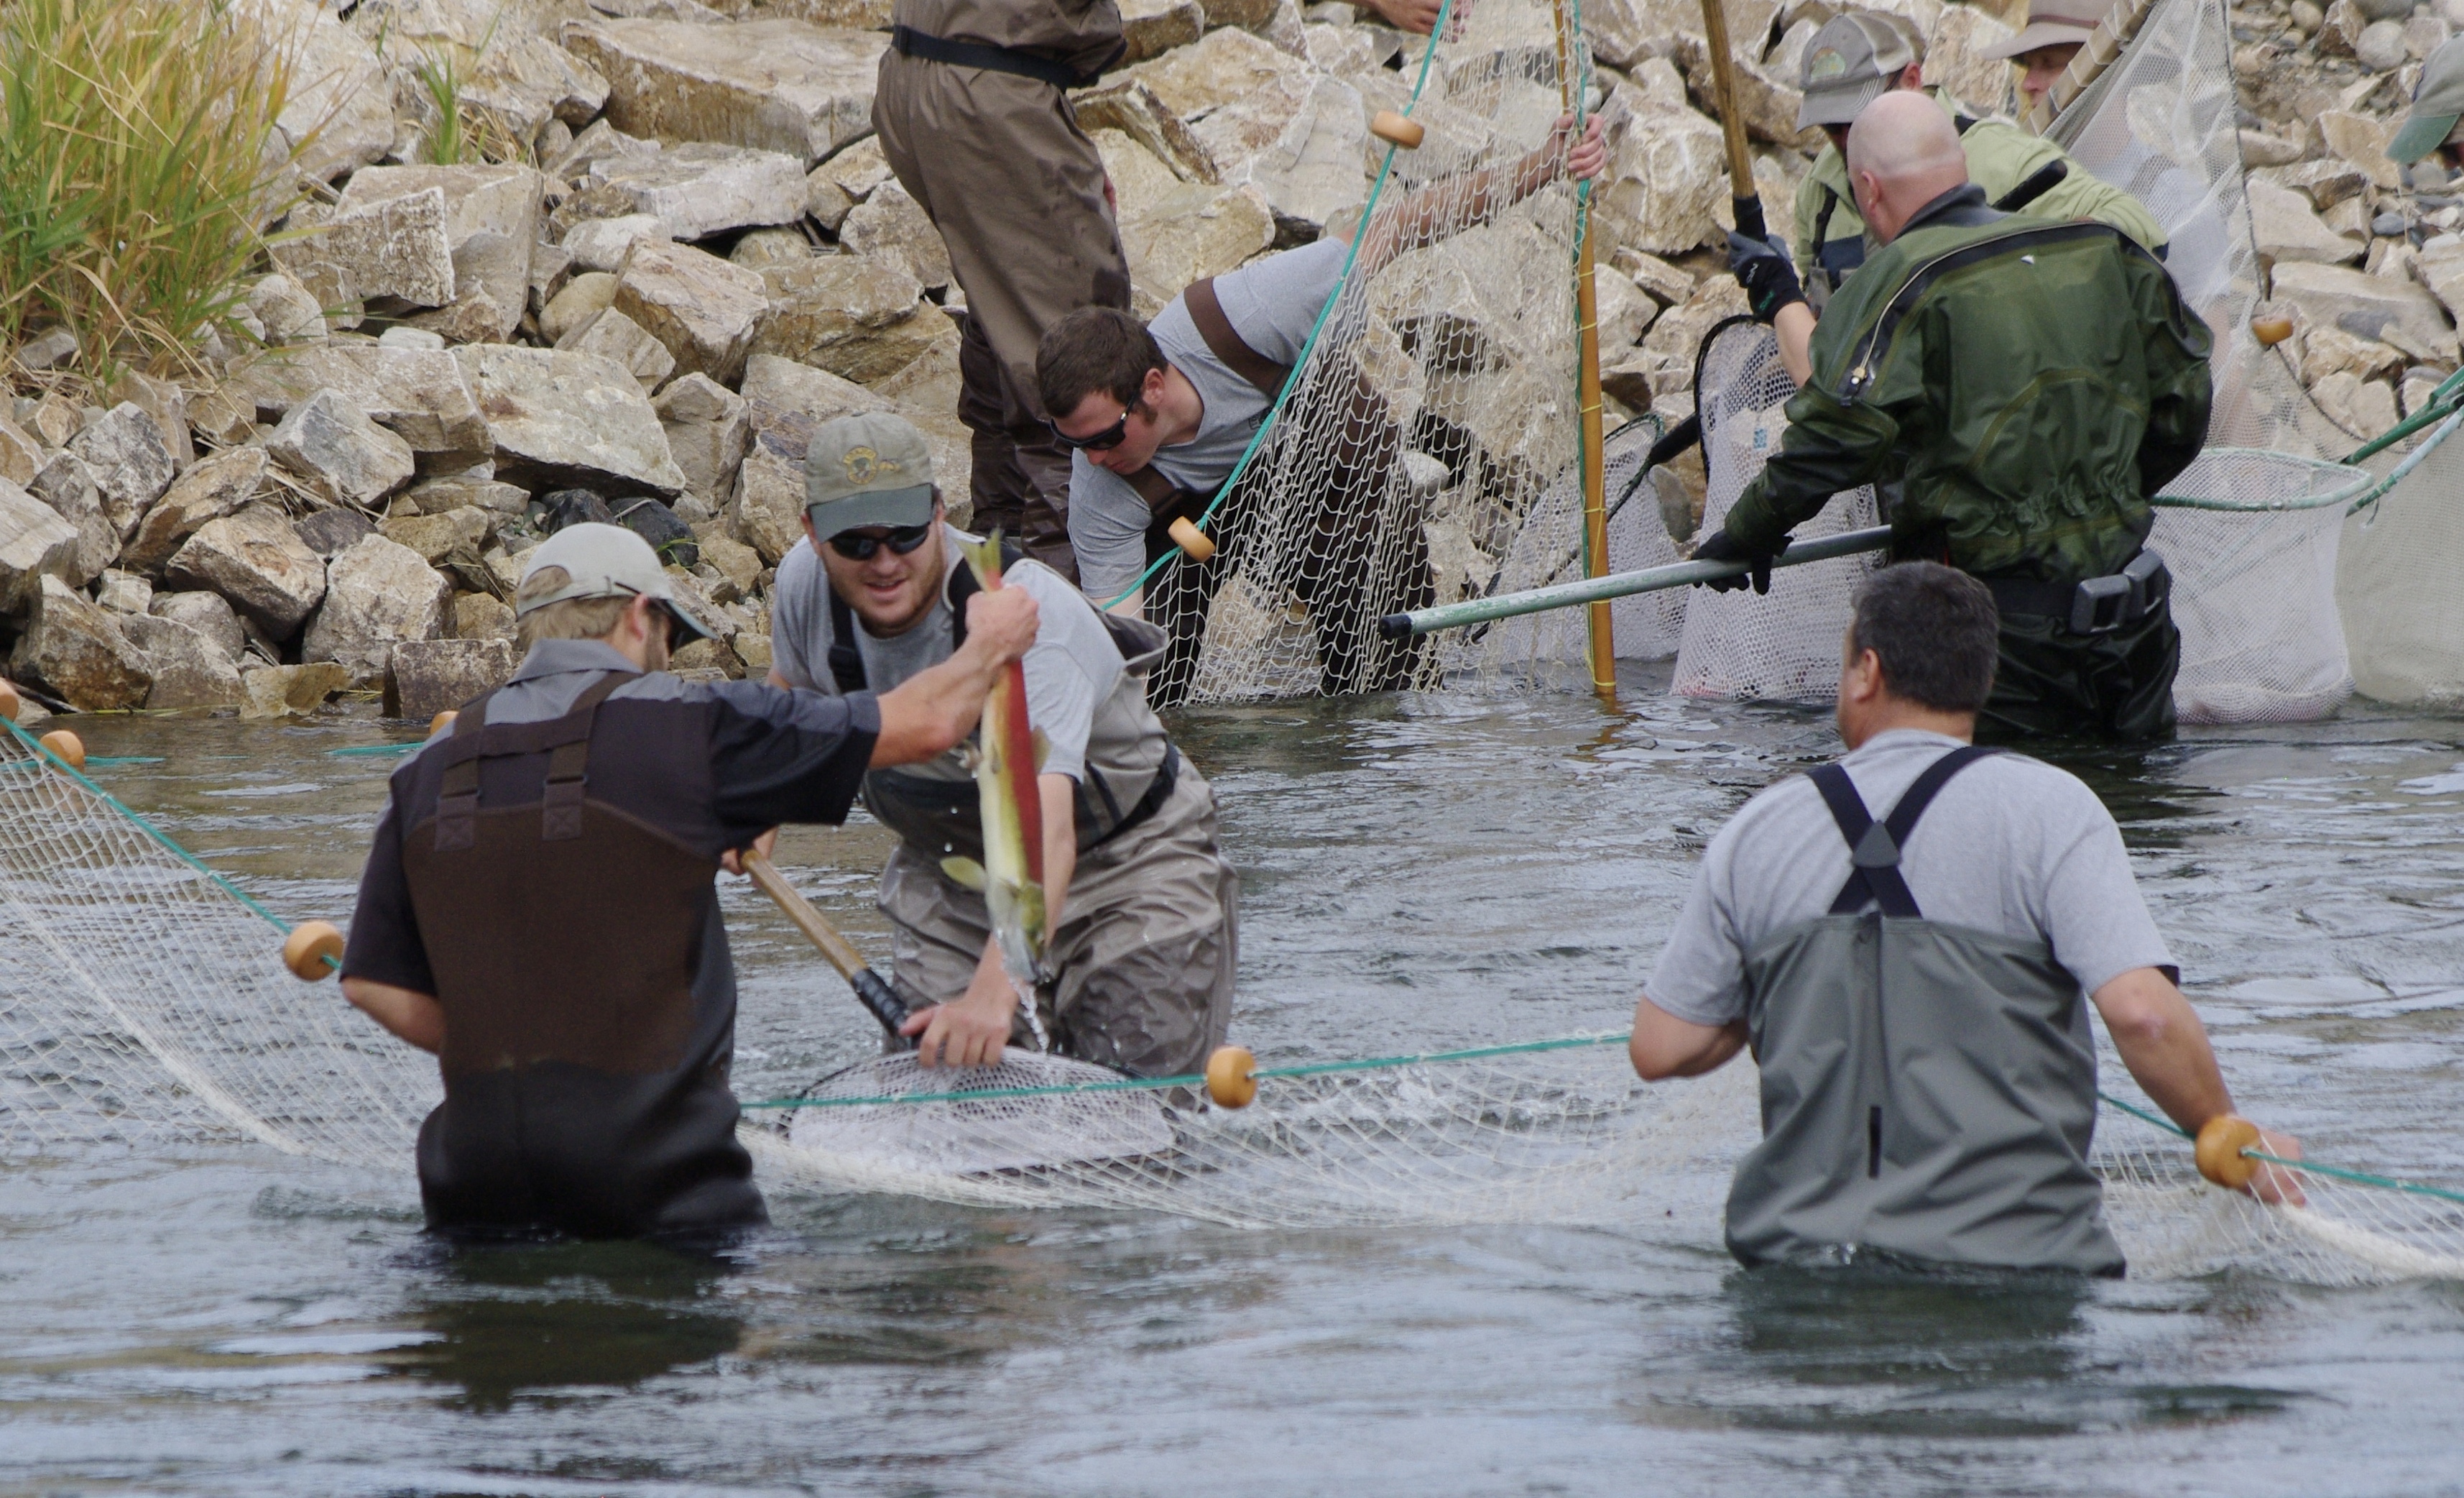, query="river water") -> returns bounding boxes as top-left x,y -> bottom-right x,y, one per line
5,664 -> 2462,1496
